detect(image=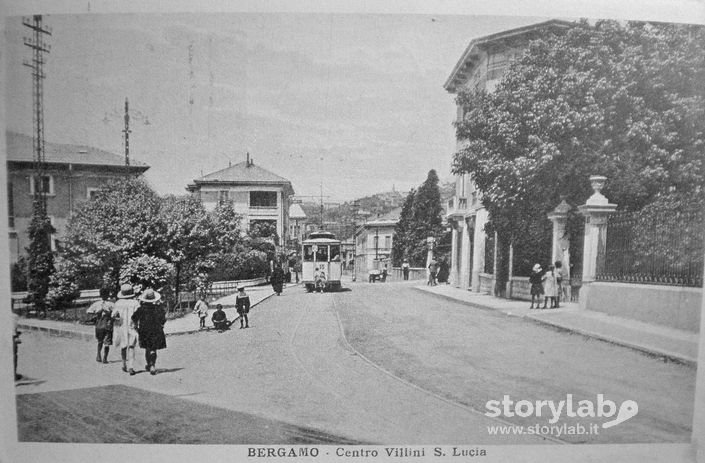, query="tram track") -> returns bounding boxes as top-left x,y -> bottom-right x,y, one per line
328,293 -> 566,445
284,288 -> 560,444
